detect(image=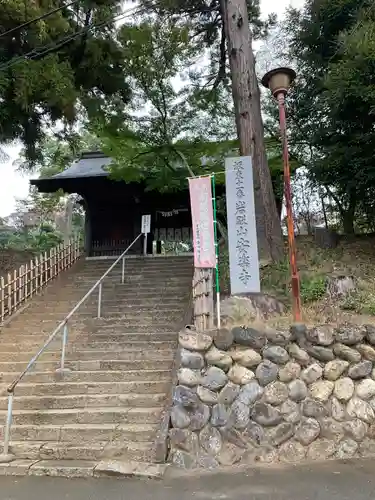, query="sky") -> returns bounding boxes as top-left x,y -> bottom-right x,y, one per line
0,0 -> 305,218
